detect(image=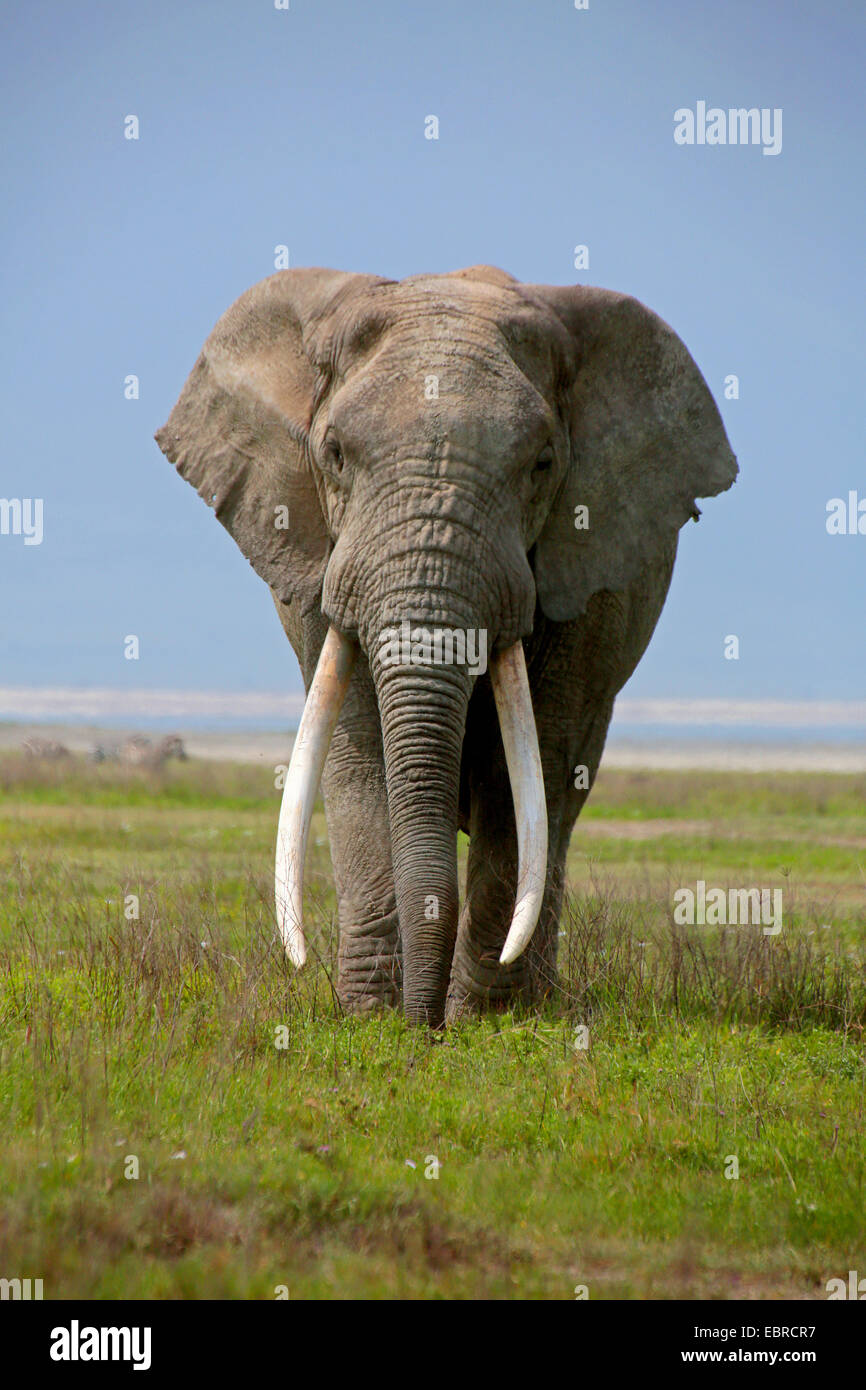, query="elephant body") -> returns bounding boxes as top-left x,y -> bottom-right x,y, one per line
157,266 -> 737,1025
